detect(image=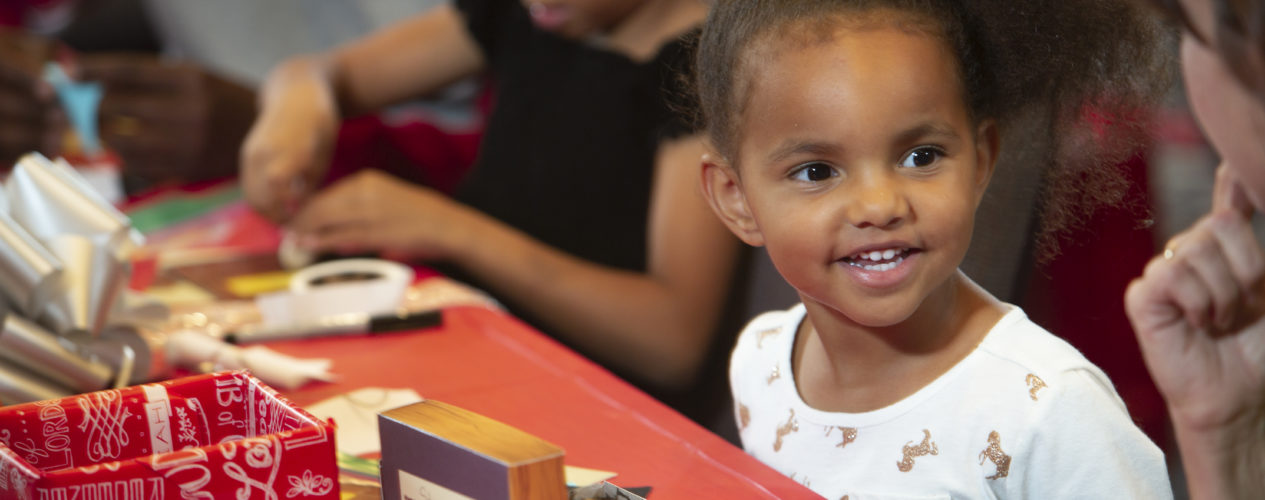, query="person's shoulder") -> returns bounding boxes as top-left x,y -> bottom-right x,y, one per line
972,306 -> 1133,418
976,306 -> 1106,380
737,304 -> 803,341
966,310 -> 1169,498
731,305 -> 802,363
